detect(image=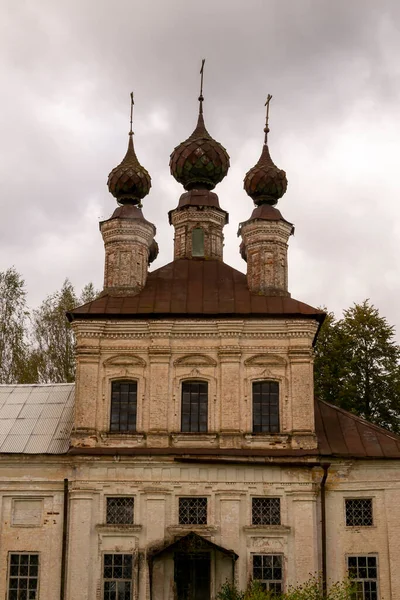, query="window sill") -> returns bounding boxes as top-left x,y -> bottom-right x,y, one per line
96,524 -> 143,533
243,525 -> 291,534
171,433 -> 218,447
167,525 -> 217,535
